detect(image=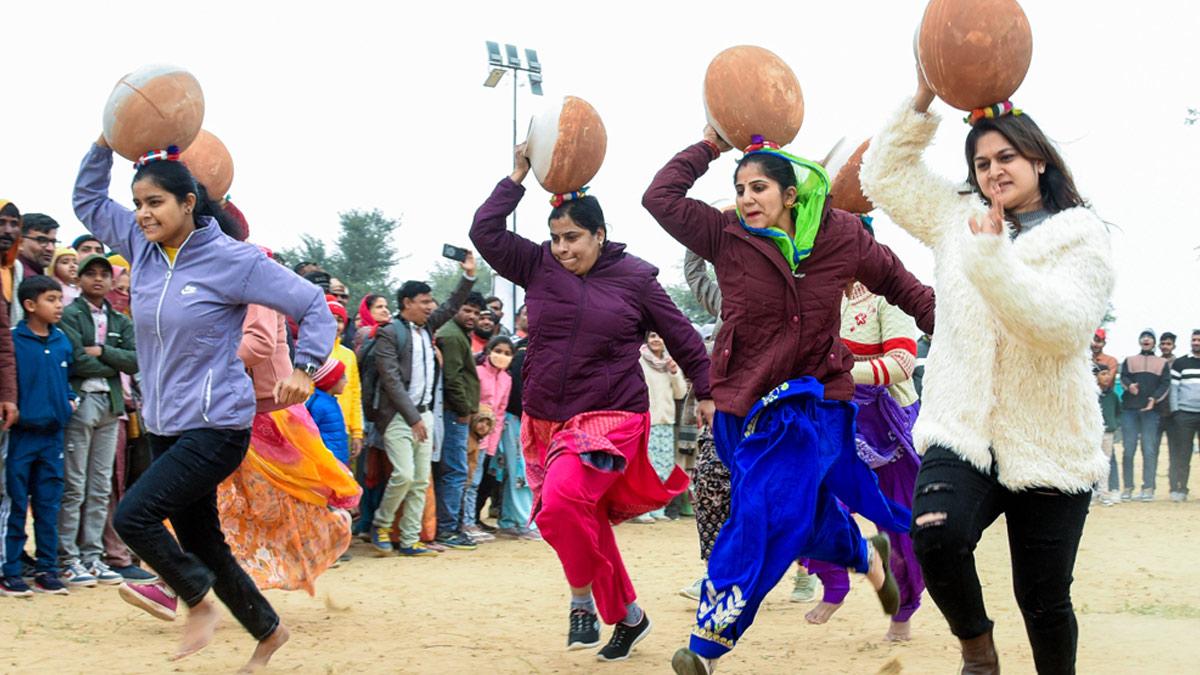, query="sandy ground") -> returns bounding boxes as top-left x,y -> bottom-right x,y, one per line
3,458 -> 1199,674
